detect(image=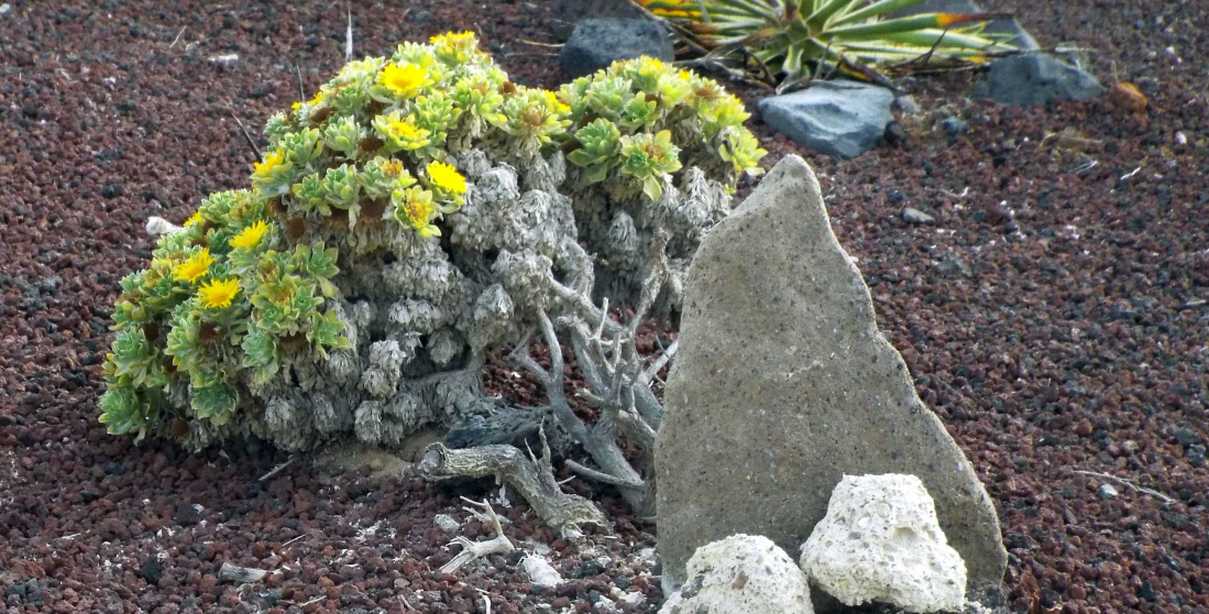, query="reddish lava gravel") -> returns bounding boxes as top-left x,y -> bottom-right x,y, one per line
0,1 -> 1206,612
